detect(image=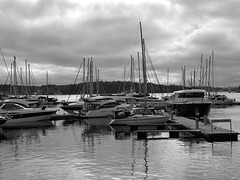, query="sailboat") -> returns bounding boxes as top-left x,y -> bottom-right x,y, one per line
110,22 -> 169,126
